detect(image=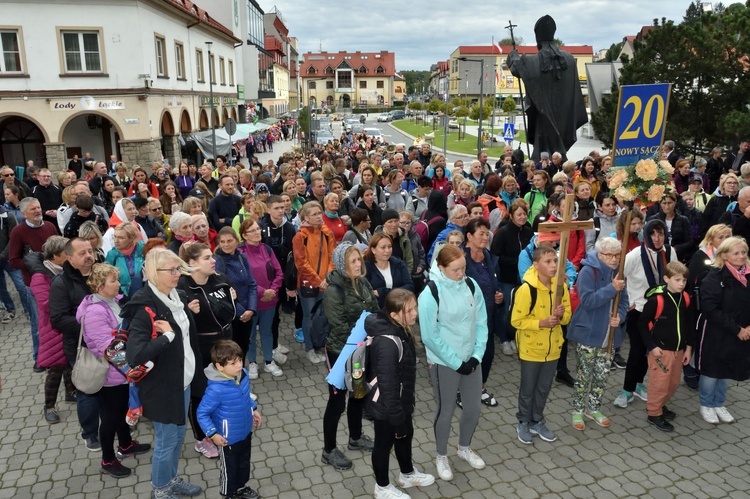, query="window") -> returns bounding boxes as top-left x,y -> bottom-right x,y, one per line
337,71 -> 352,89
375,65 -> 385,74
61,30 -> 102,73
209,53 -> 216,84
154,34 -> 167,77
324,65 -> 334,74
247,2 -> 264,47
228,59 -> 234,85
377,80 -> 384,89
196,49 -> 204,82
174,42 -> 185,79
359,80 -> 367,89
308,81 -> 316,90
219,57 -> 225,85
0,30 -> 22,73
326,81 -> 333,89
358,65 -> 367,74
307,66 -> 316,74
